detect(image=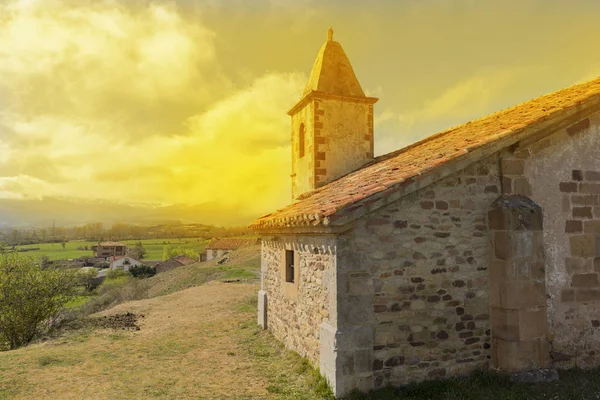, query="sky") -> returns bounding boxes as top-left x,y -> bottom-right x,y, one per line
2,0 -> 600,225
